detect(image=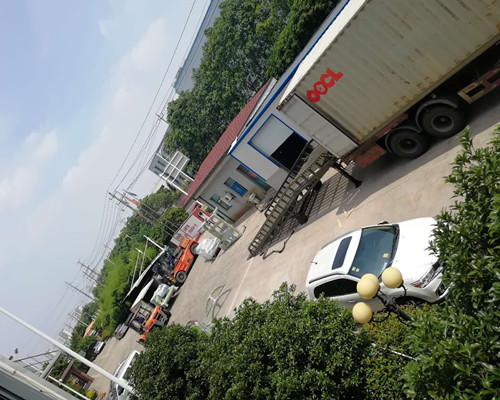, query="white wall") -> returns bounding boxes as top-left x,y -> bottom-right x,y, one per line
197,158 -> 269,222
